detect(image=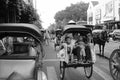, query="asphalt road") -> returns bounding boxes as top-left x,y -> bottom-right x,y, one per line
94,39 -> 120,58
42,41 -> 114,80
